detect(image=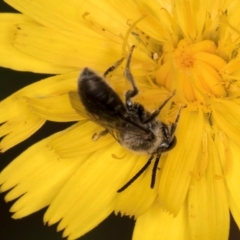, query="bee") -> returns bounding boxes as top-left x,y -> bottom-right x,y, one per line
69,46 -> 183,192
